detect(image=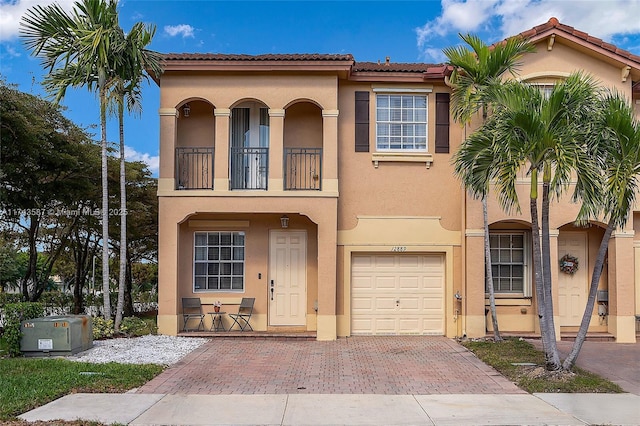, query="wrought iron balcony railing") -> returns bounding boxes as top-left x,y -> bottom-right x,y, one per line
284,147 -> 322,190
175,147 -> 214,190
230,147 -> 269,190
